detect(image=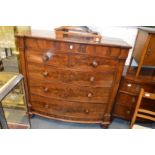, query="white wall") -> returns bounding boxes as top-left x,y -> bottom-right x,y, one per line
31,26 -> 138,65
